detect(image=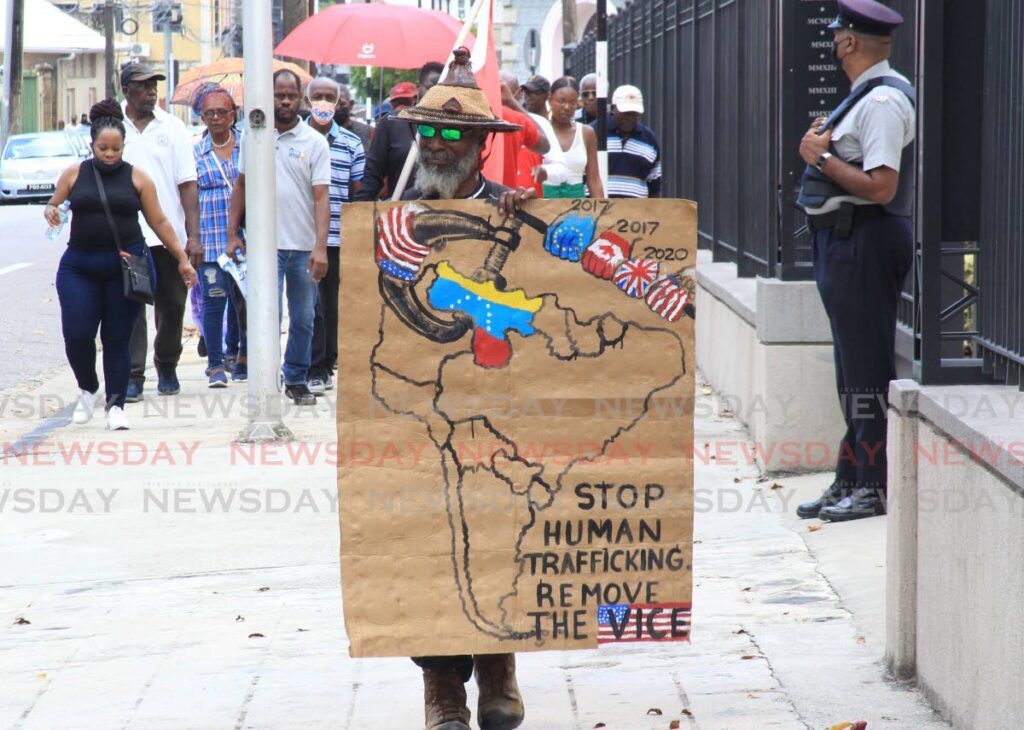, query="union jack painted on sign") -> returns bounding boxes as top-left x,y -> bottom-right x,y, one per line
613,258 -> 661,298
